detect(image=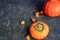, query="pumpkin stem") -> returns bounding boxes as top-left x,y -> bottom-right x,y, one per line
34,23 -> 44,31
